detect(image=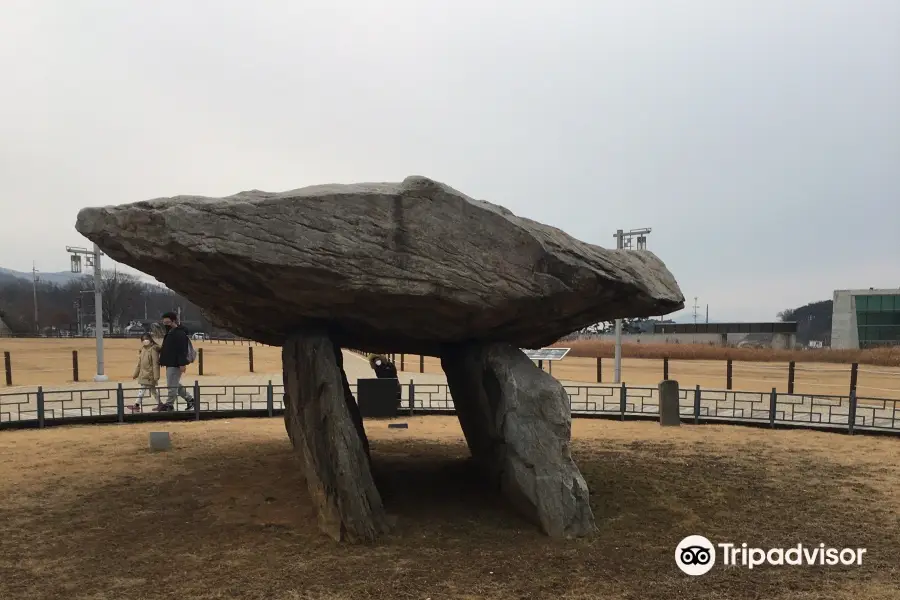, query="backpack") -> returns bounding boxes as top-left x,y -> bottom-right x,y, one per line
186,337 -> 197,364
